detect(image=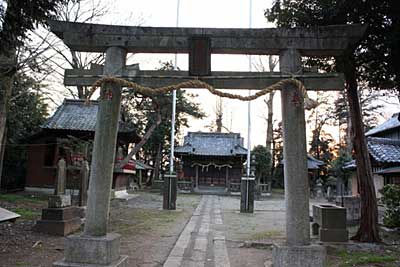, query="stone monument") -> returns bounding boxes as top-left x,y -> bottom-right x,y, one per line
34,158 -> 82,236
163,173 -> 177,210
